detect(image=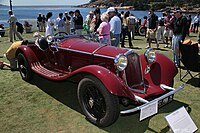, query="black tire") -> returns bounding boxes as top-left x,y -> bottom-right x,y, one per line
169,79 -> 174,87
54,31 -> 68,37
17,53 -> 33,81
77,75 -> 120,127
138,26 -> 145,36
